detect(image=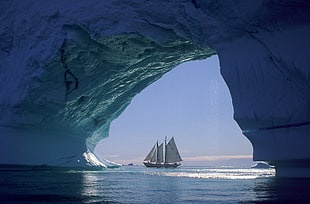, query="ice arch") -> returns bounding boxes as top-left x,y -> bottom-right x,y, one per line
0,0 -> 309,176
